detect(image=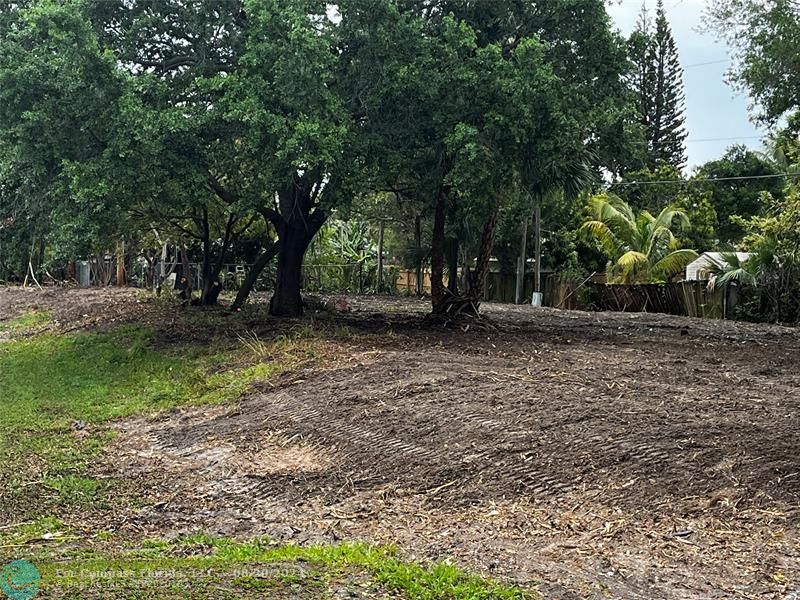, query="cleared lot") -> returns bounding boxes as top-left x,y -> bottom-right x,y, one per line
102,295 -> 800,599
